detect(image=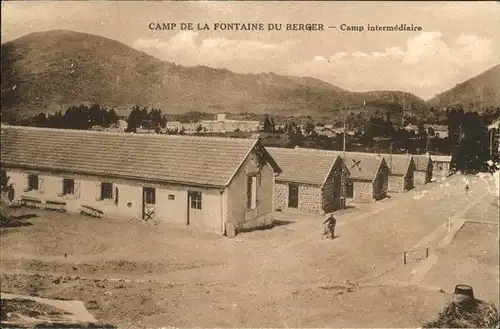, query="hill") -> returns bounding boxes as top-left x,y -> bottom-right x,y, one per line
1,30 -> 428,119
428,64 -> 500,110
